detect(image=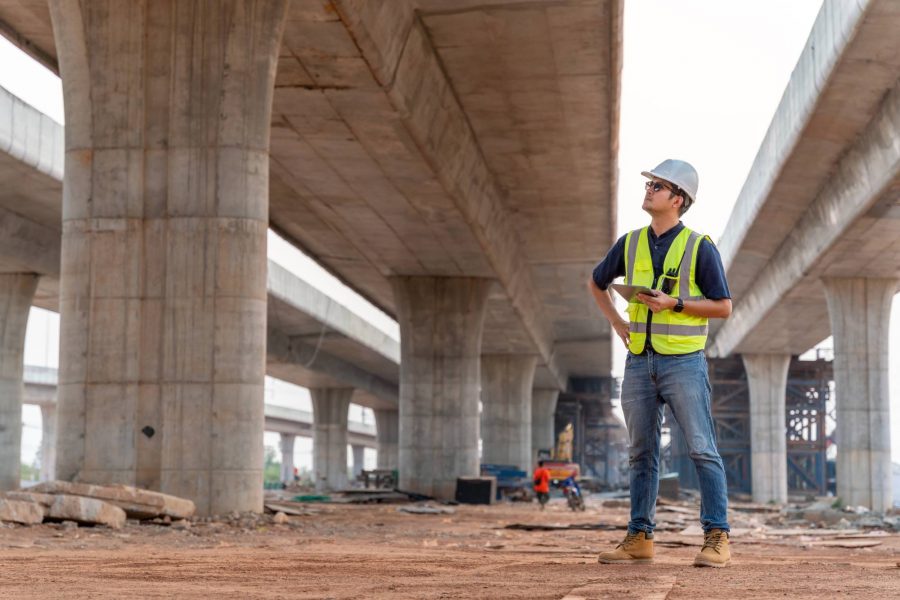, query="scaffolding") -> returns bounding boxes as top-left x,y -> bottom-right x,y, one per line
667,354 -> 833,496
